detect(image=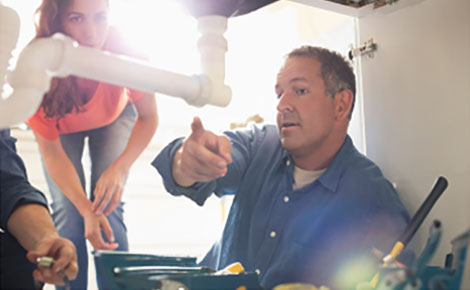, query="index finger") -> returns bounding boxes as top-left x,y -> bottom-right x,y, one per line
51,244 -> 77,274
60,261 -> 79,281
89,233 -> 119,250
95,186 -> 116,216
92,184 -> 105,211
190,117 -> 205,139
